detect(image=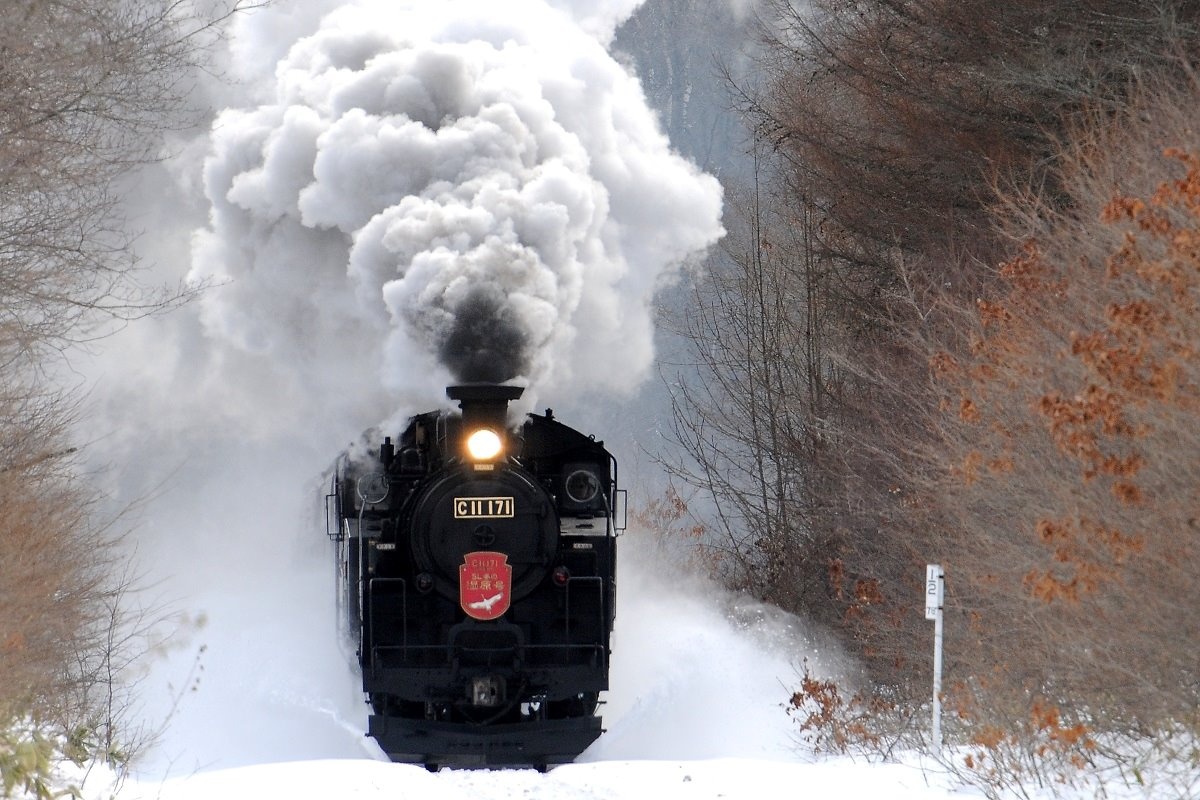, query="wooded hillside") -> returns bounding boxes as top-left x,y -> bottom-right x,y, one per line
659,1 -> 1200,790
